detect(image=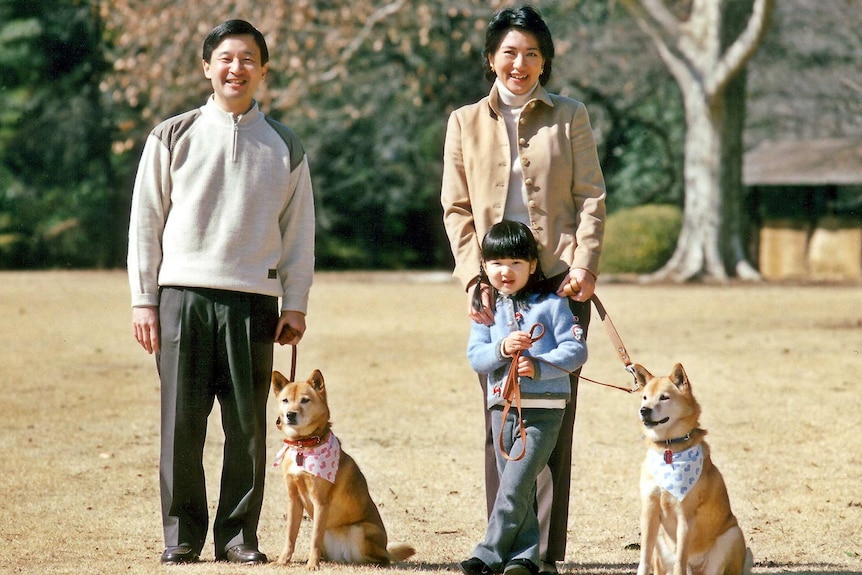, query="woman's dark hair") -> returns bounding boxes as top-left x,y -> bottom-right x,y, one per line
482,5 -> 554,85
202,20 -> 269,65
472,220 -> 546,312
